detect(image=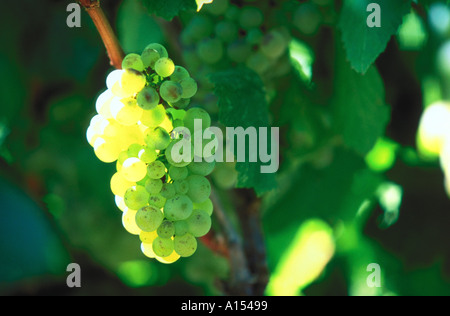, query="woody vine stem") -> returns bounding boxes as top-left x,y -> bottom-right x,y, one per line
79,0 -> 269,296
